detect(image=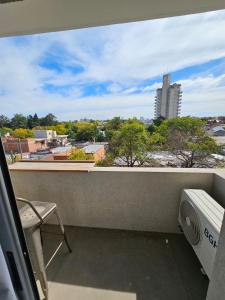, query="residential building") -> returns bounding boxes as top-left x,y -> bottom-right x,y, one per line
154,74 -> 182,119
34,130 -> 68,147
51,146 -> 72,160
83,144 -> 105,161
34,129 -> 57,141
2,137 -> 46,154
56,135 -> 68,146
